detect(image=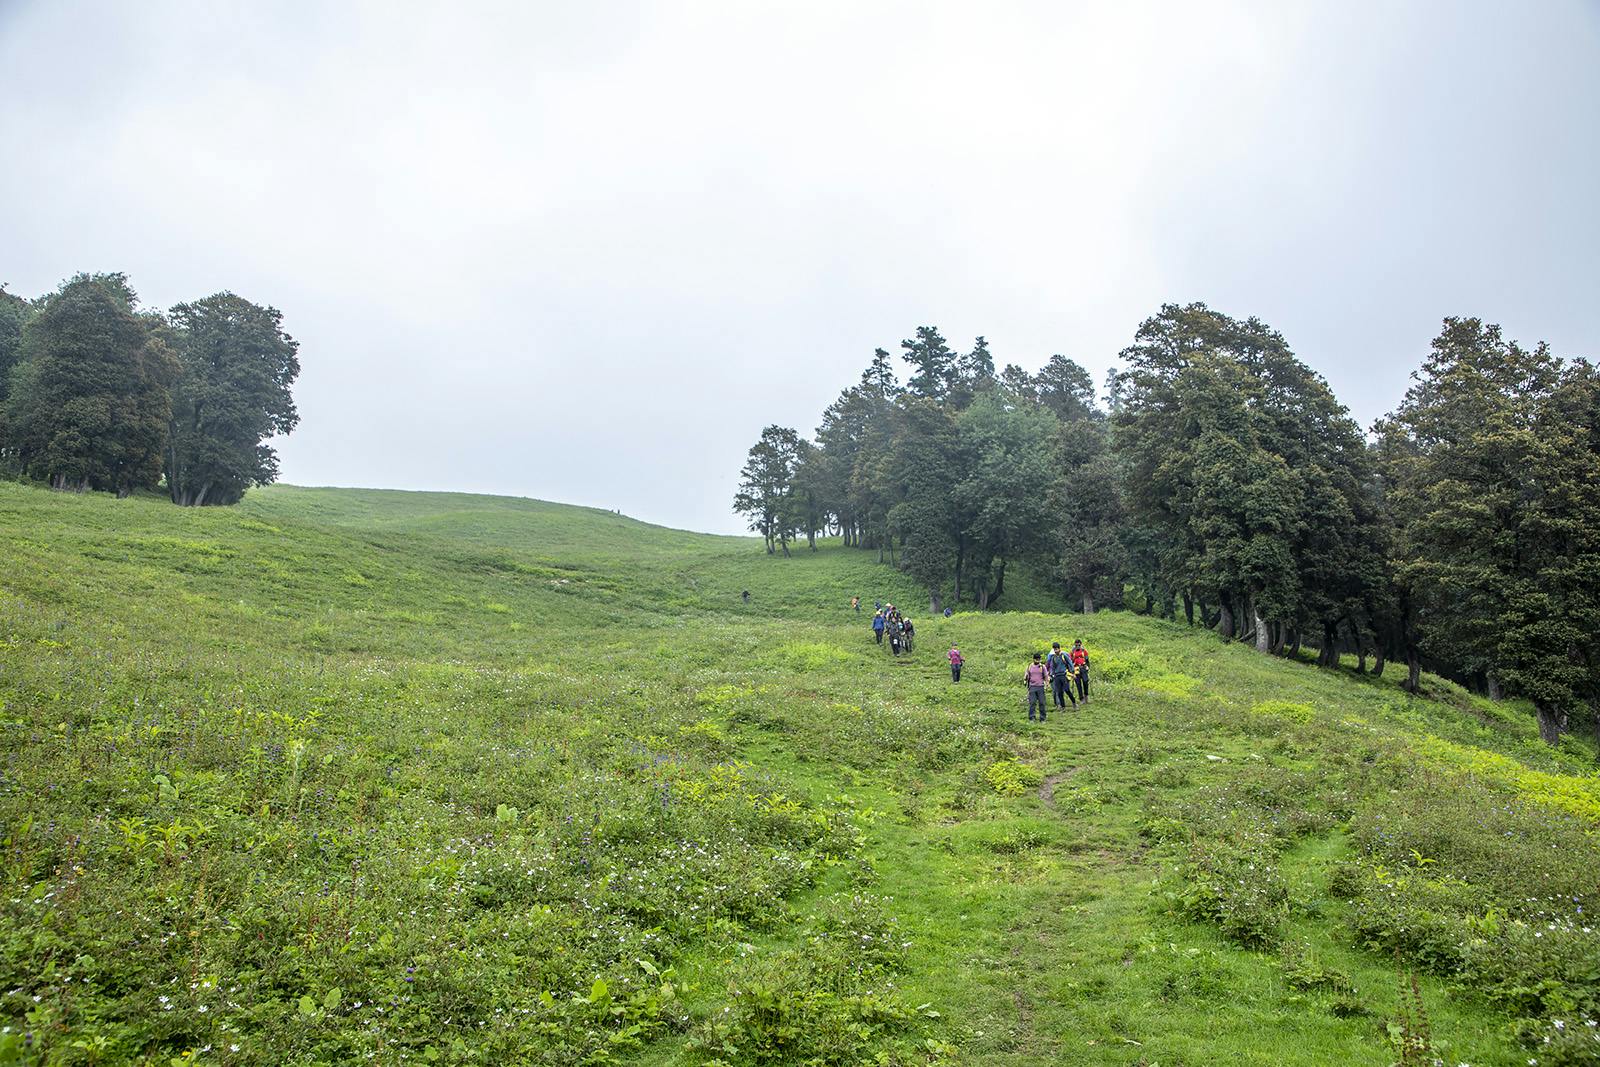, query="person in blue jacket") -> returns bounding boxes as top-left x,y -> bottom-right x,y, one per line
872,610 -> 886,645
